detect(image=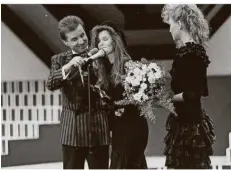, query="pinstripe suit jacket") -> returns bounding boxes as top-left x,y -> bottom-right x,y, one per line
46,50 -> 110,147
